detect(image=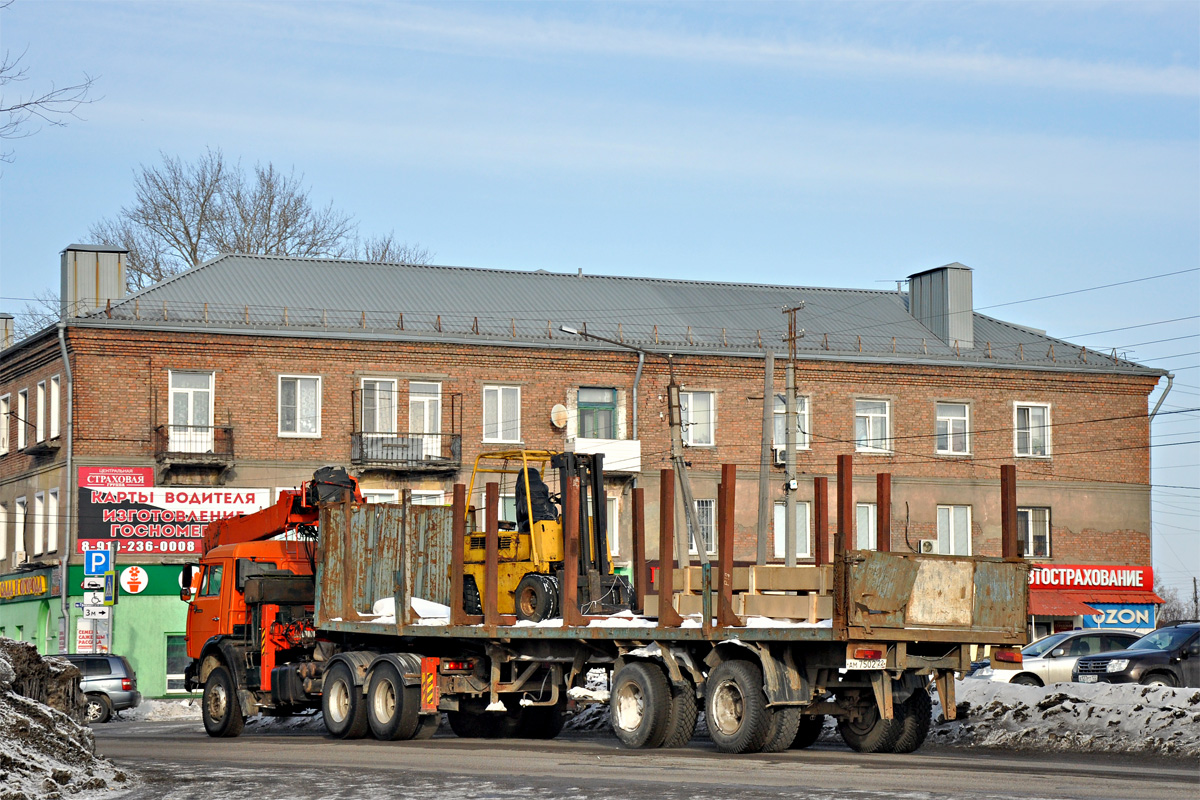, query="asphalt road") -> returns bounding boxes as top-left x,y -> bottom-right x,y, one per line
94,720 -> 1197,800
